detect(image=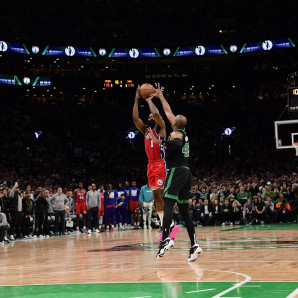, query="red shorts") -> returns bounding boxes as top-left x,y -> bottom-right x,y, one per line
76,200 -> 86,215
147,159 -> 166,189
129,200 -> 139,213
